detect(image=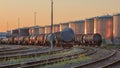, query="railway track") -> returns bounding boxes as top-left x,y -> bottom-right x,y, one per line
0,47 -> 28,52
0,46 -> 117,68
22,47 -> 96,68
0,47 -> 88,68
4,47 -> 96,68
0,47 -> 10,50
46,47 -> 101,68
0,47 -> 63,61
101,50 -> 120,68
102,60 -> 120,68
72,49 -> 116,68
0,47 -> 47,55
